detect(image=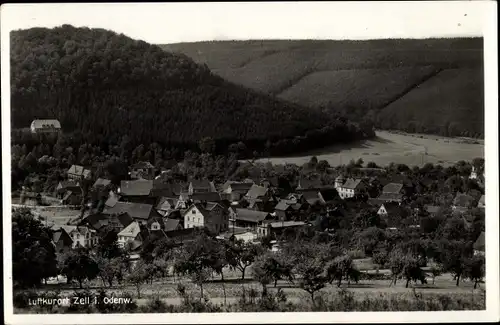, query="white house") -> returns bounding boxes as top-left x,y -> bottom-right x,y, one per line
183,203 -> 228,235
55,225 -> 97,248
334,176 -> 366,199
117,221 -> 141,248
